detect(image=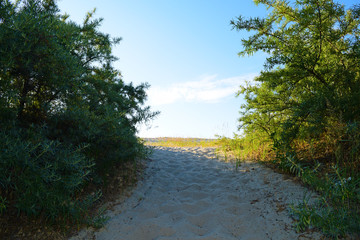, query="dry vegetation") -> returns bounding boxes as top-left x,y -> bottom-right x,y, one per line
144,137 -> 220,148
